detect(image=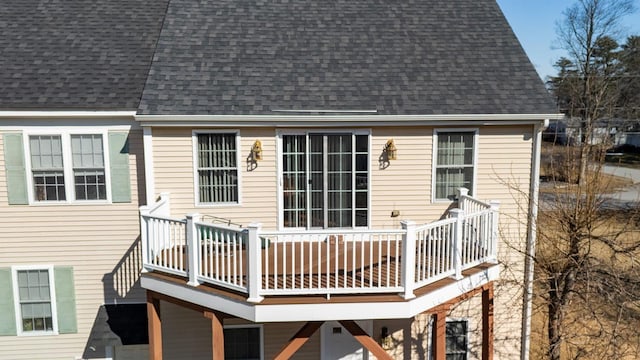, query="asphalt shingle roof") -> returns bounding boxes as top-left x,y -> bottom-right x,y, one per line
0,0 -> 556,115
0,0 -> 169,110
138,0 -> 557,115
